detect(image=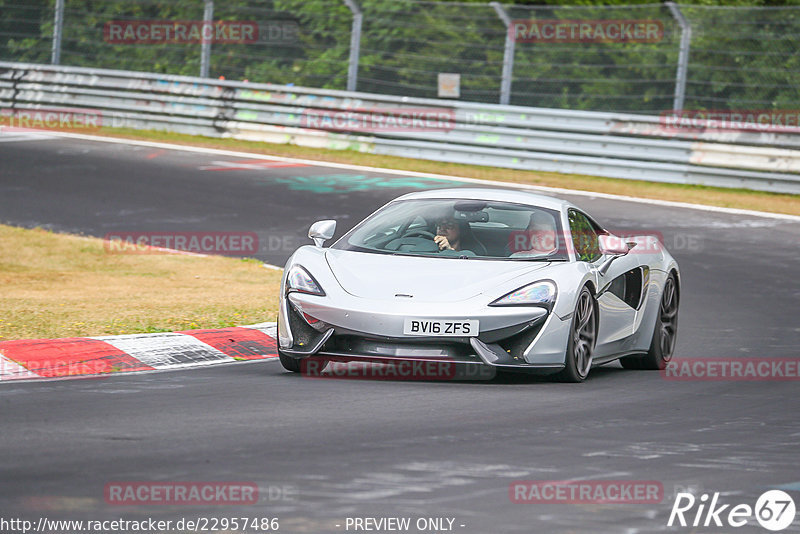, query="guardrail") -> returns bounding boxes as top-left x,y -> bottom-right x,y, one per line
1,62 -> 799,194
